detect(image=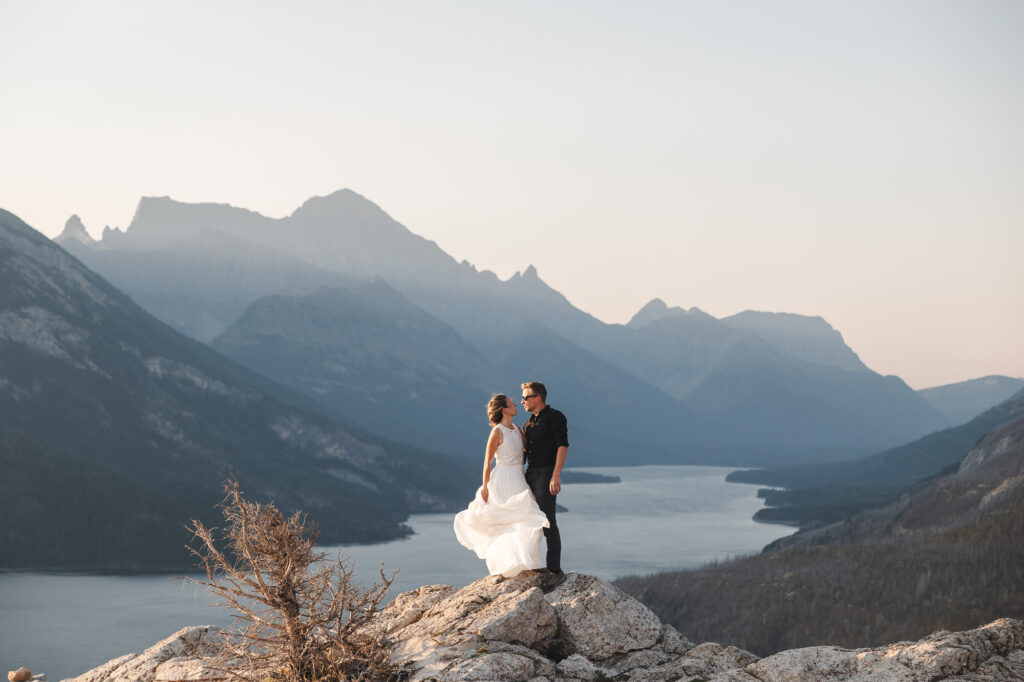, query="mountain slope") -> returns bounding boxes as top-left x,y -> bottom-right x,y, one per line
585,301 -> 947,460
469,279 -> 948,460
60,190 -> 953,464
918,375 -> 1024,426
213,283 -> 709,465
492,323 -> 711,465
729,388 -> 1024,491
0,208 -> 472,570
765,398 -> 1024,552
723,388 -> 1024,528
617,405 -> 1024,655
58,220 -> 356,342
213,282 -> 498,458
720,309 -> 869,373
